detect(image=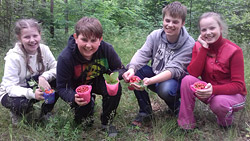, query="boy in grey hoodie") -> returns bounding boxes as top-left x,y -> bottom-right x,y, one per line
122,1 -> 195,126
